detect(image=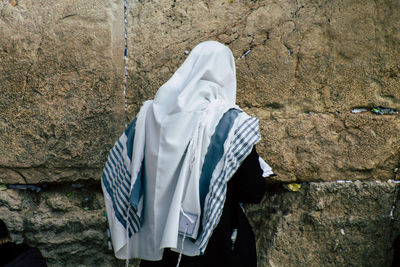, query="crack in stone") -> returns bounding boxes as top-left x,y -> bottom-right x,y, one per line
61,13 -> 78,20
11,169 -> 28,184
